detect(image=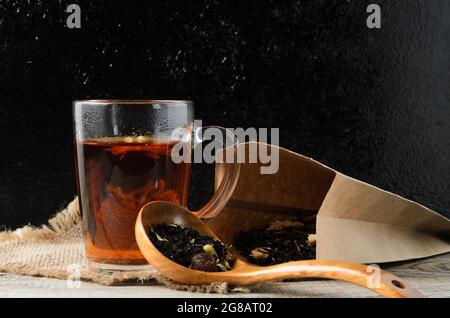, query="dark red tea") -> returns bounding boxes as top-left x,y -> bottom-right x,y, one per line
75,137 -> 191,265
